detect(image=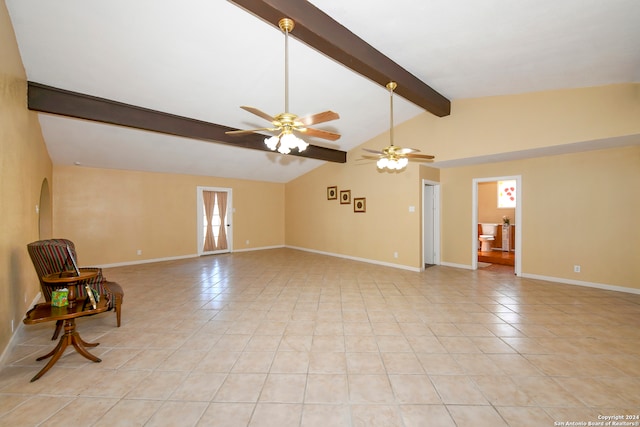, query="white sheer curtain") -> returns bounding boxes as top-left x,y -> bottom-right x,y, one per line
203,191 -> 216,252
216,192 -> 228,250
